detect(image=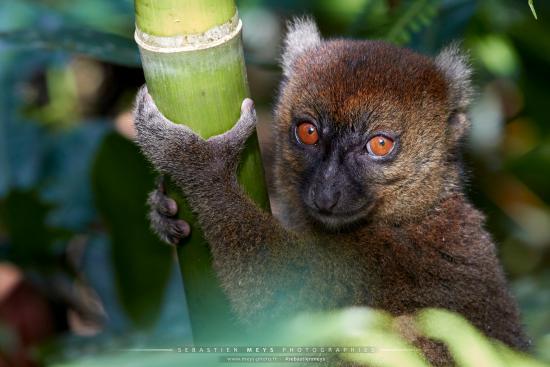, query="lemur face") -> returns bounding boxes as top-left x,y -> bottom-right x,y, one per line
274,32 -> 470,229
288,107 -> 401,228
